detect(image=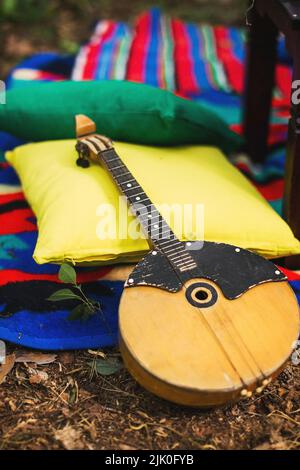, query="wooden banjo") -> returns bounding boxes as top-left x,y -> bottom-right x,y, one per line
75,114 -> 300,407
